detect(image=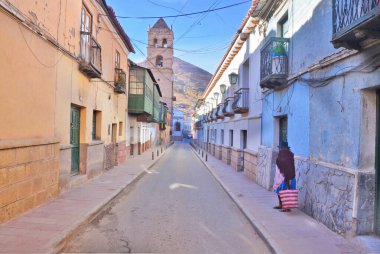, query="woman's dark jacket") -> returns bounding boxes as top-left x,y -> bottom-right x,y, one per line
276,149 -> 295,182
